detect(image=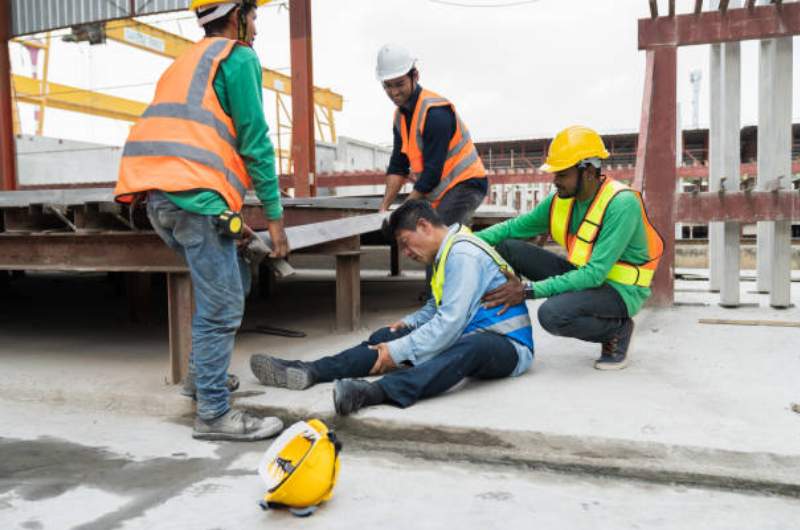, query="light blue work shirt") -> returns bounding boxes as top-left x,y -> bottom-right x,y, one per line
387,224 -> 534,377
